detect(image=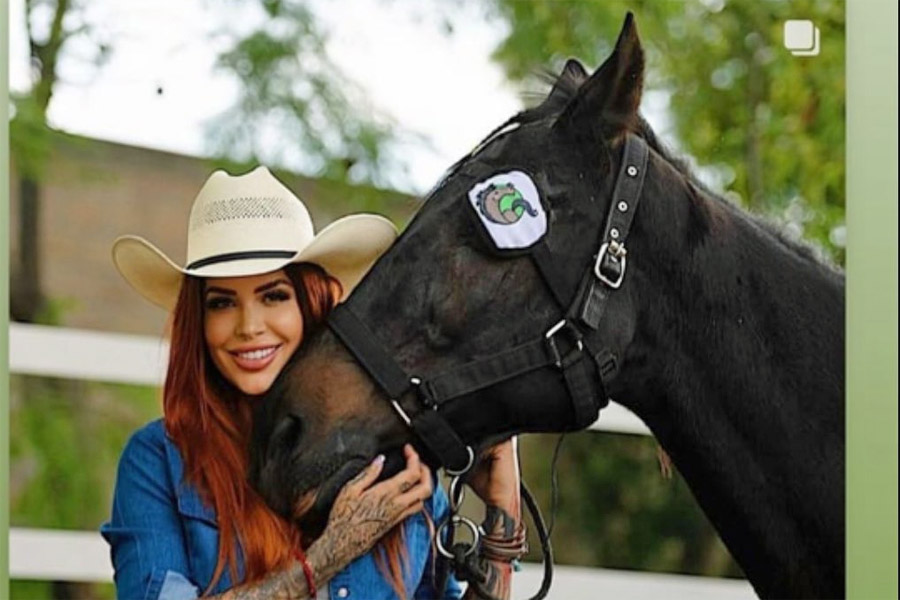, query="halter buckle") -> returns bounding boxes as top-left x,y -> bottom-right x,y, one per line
594,242 -> 627,289
545,319 -> 584,368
